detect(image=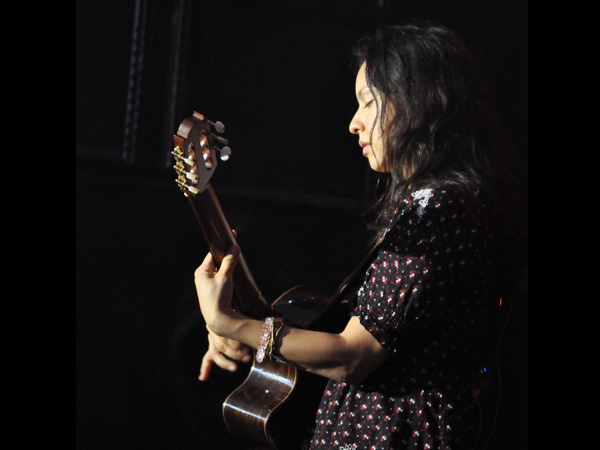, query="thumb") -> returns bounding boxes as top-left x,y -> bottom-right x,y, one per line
217,245 -> 241,281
